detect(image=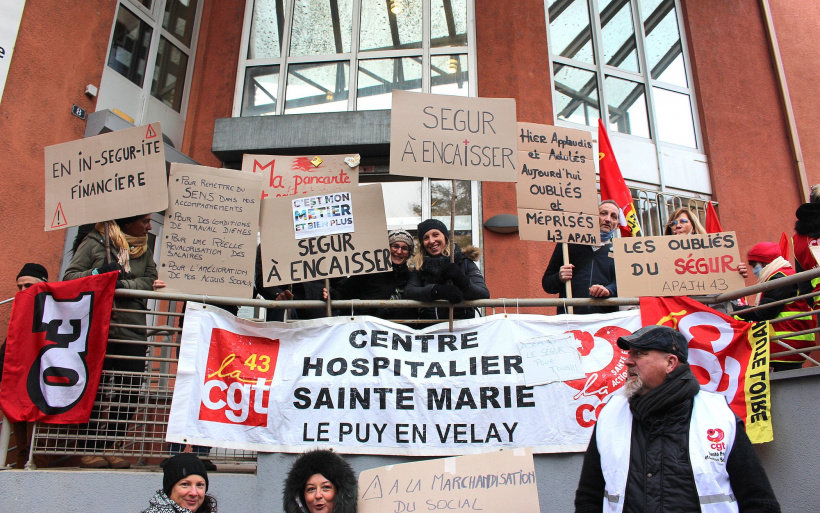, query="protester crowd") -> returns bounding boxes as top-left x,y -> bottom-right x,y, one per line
7,190 -> 820,512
